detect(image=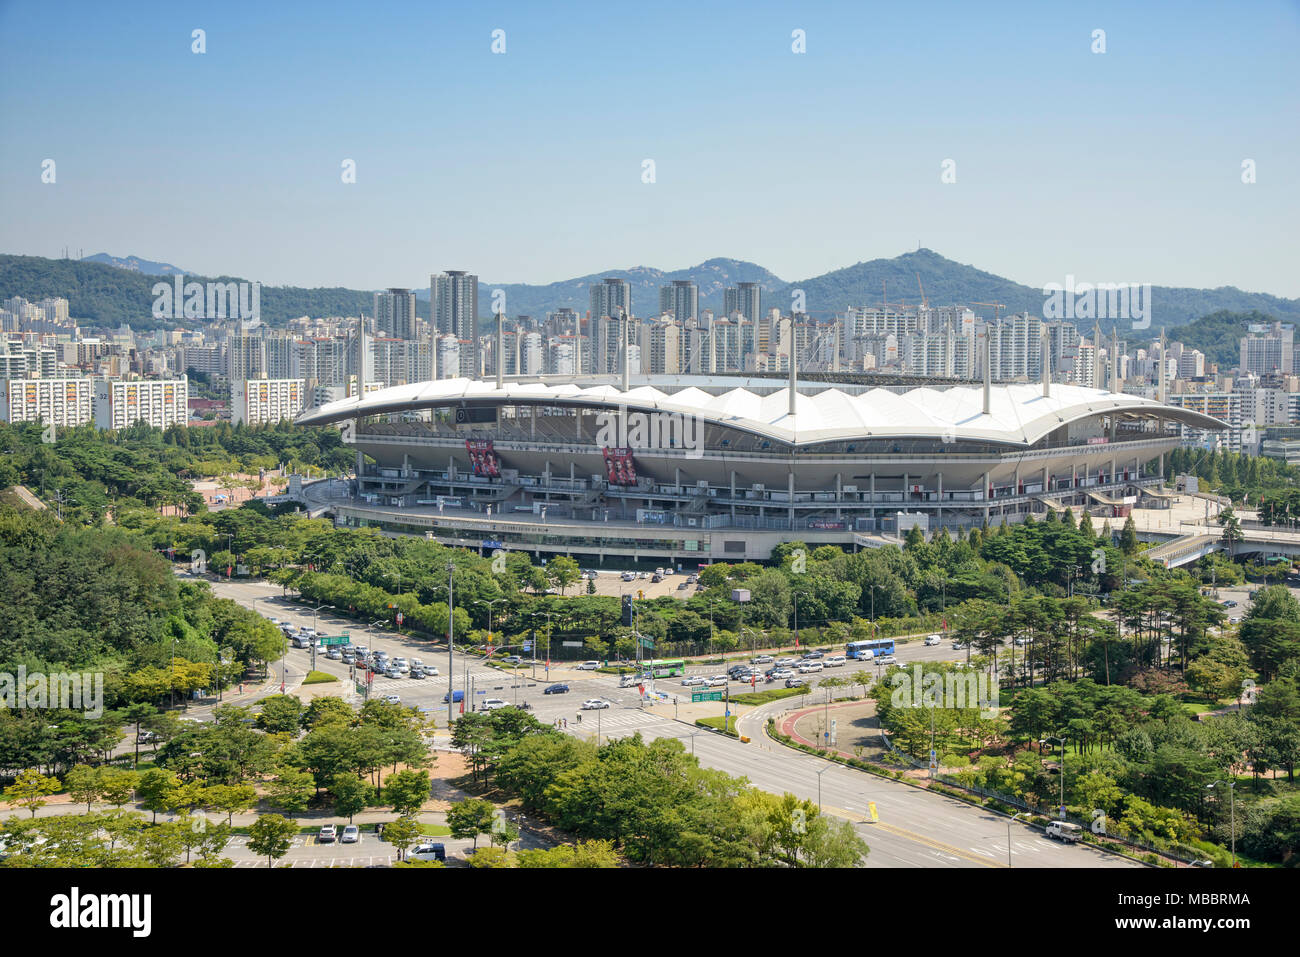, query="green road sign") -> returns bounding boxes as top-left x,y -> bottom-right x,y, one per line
691,691 -> 723,703
320,635 -> 348,646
